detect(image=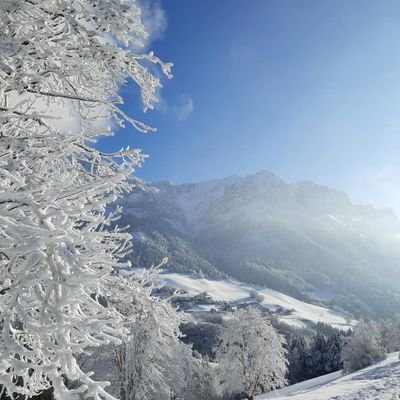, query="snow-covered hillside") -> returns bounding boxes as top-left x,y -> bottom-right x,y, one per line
158,271 -> 354,330
258,353 -> 400,399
